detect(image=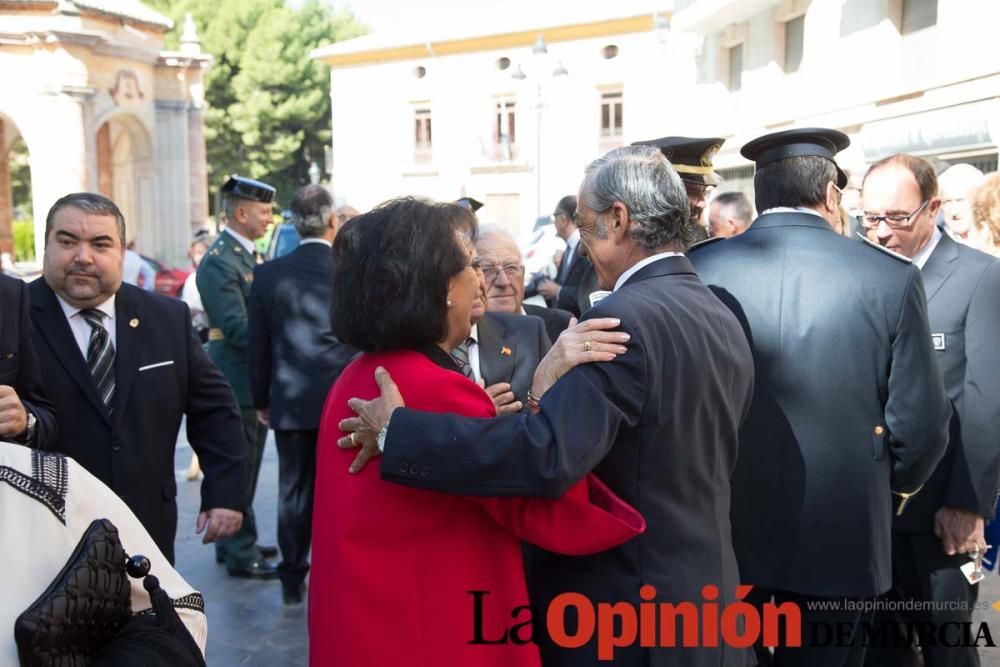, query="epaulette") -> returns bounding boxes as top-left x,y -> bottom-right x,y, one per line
687,236 -> 725,252
856,233 -> 912,264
